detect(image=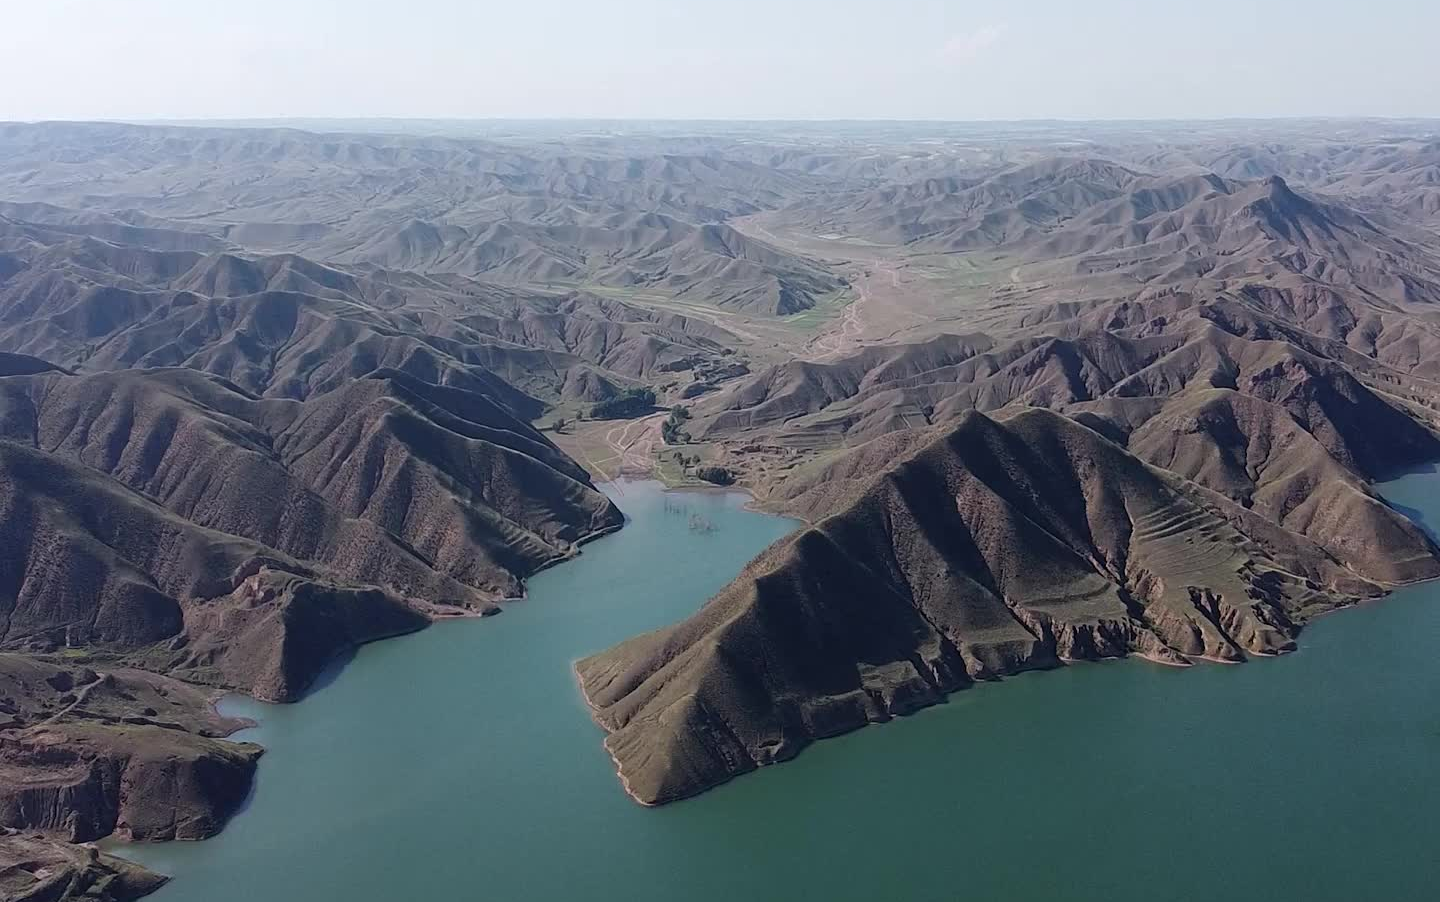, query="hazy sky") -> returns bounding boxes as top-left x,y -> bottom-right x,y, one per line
4,0 -> 1437,121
